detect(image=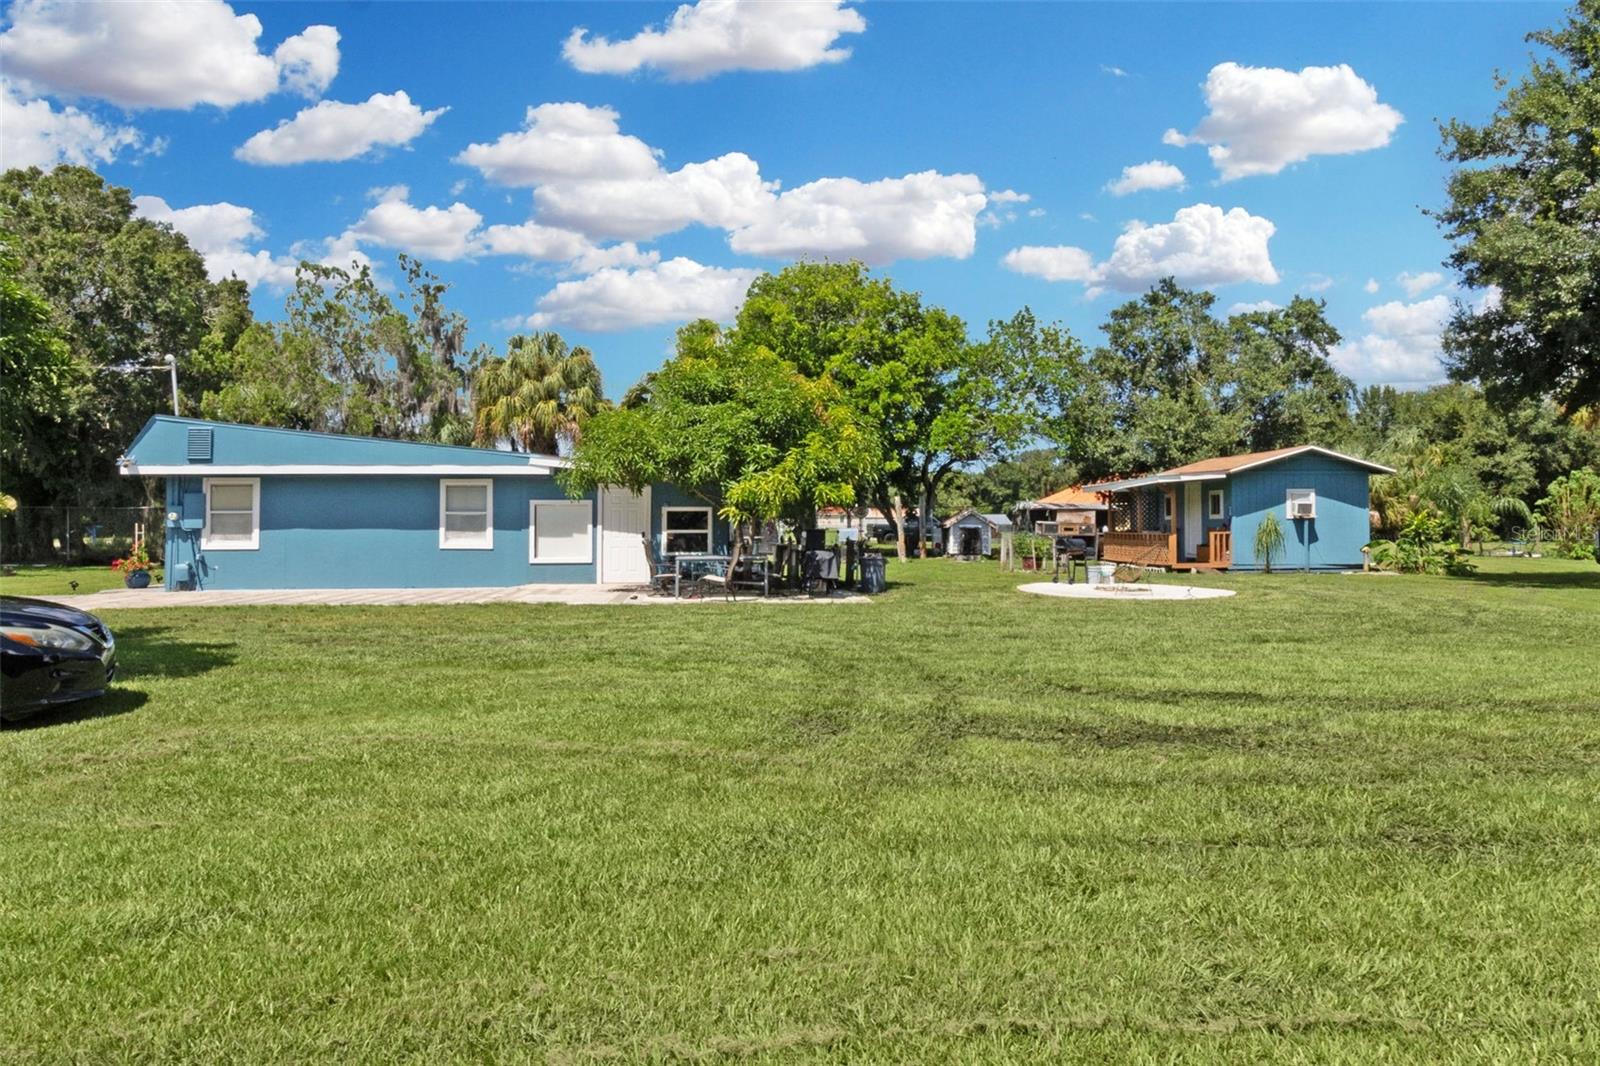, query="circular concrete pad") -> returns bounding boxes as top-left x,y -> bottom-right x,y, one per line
1018,581 -> 1236,601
